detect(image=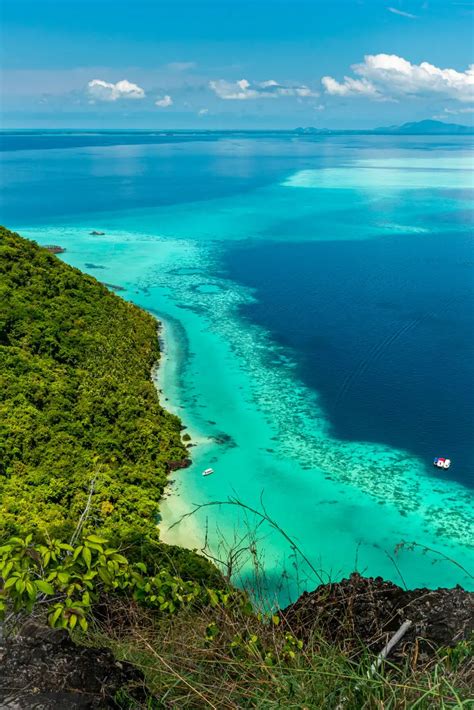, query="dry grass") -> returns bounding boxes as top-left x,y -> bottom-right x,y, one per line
82,597 -> 473,709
